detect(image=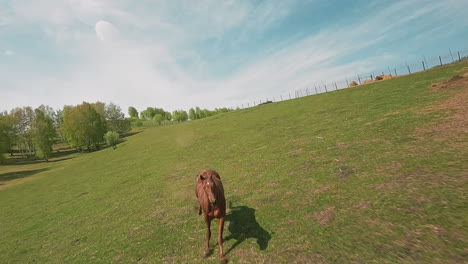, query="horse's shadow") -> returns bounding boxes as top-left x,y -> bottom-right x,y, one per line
224,202 -> 272,255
